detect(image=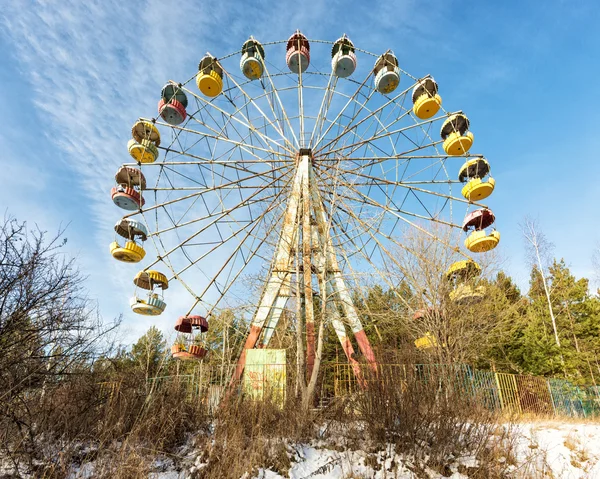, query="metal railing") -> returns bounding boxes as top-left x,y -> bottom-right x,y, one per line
143,362 -> 600,419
